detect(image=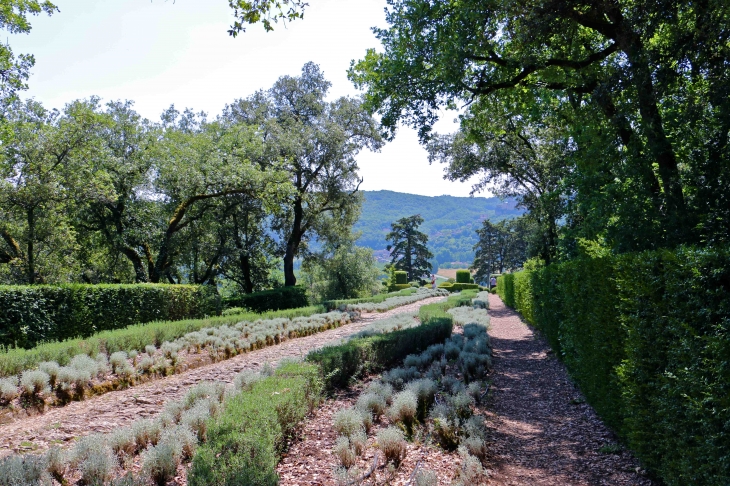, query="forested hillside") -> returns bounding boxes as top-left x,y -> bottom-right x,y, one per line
354,191 -> 522,266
